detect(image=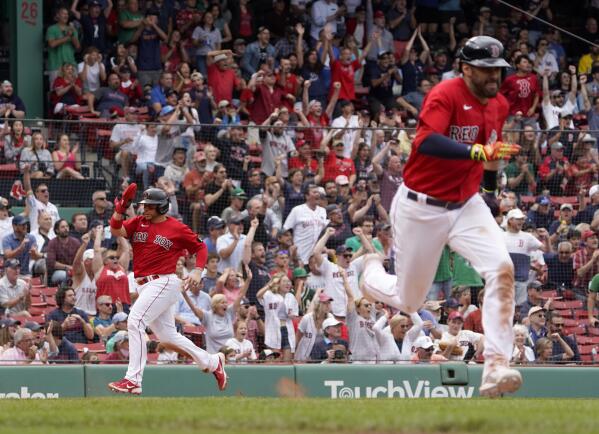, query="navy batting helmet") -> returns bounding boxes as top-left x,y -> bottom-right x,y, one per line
458,36 -> 510,68
139,188 -> 169,215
